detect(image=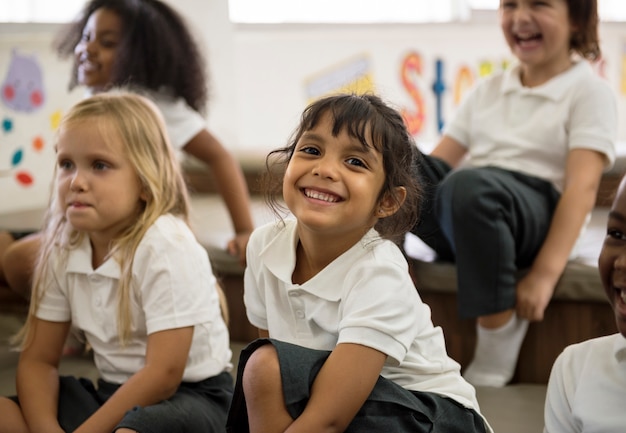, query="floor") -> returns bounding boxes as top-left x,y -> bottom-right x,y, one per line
0,203 -> 550,432
0,313 -> 546,433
